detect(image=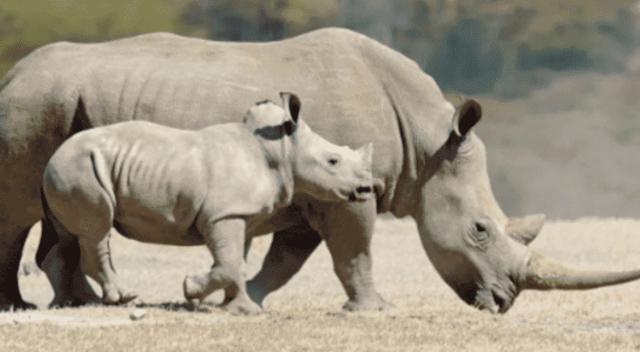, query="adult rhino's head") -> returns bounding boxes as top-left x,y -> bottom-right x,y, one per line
415,99 -> 640,313
245,92 -> 373,203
